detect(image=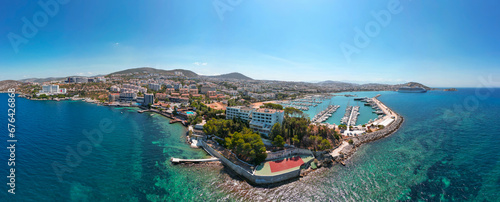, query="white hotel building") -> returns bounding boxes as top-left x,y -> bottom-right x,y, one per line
39,85 -> 67,95
226,106 -> 284,136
